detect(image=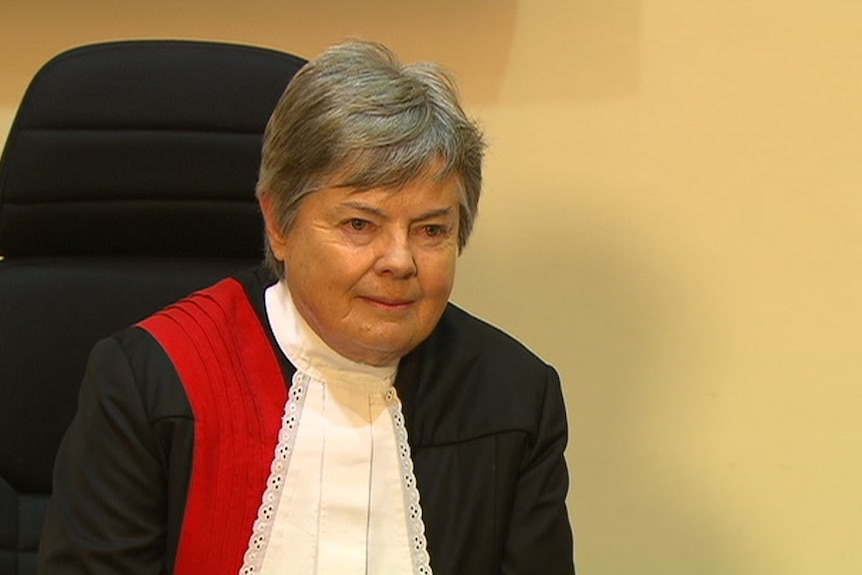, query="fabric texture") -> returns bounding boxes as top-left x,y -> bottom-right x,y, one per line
37,266 -> 576,574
